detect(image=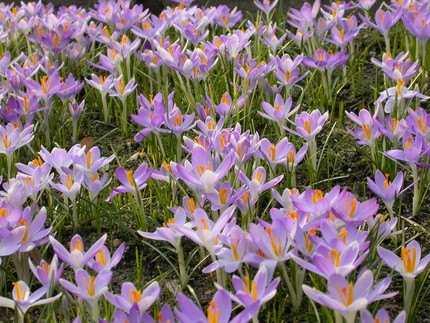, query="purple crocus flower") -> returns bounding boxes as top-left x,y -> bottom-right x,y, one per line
361,309 -> 406,323
203,224 -> 248,273
302,48 -> 350,75
359,9 -> 402,39
29,255 -> 64,287
174,206 -> 235,256
258,95 -> 299,125
83,173 -> 112,201
292,242 -> 368,279
332,191 -> 379,225
214,5 -> 243,29
238,166 -> 283,203
254,0 -> 279,16
259,137 -> 293,166
138,208 -> 189,250
24,72 -> 63,104
71,146 -> 114,178
286,110 -> 329,141
367,170 -> 403,211
0,281 -> 61,317
366,213 -> 400,241
105,281 -> 160,314
291,186 -> 342,218
106,162 -> 152,201
0,123 -> 34,160
18,206 -> 52,253
171,146 -> 235,195
60,269 -> 111,320
270,54 -> 307,90
228,265 -> 280,309
357,0 -> 376,10
141,304 -> 175,323
402,11 -> 430,43
373,116 -> 406,144
384,131 -> 428,167
377,240 -> 430,280
49,172 -> 84,201
175,289 -> 258,323
49,233 -> 107,271
302,269 -> 397,323
0,226 -> 25,265
287,0 -> 321,31
87,243 -> 125,273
